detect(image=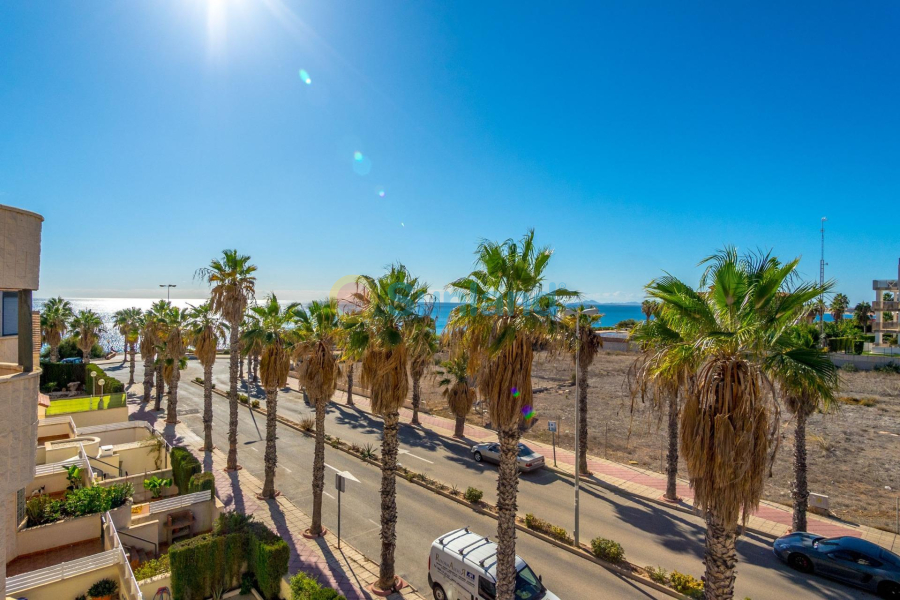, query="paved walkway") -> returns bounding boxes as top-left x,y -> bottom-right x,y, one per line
129,403 -> 426,600
333,382 -> 900,552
